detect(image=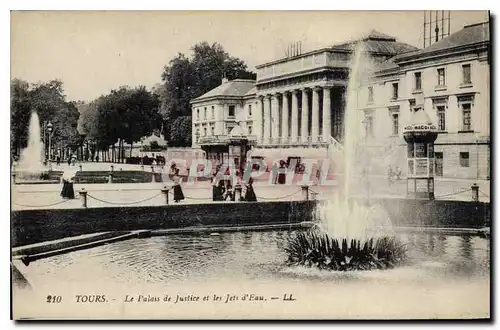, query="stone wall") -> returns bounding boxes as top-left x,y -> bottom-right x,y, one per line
11,201 -> 316,247
11,199 -> 490,247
